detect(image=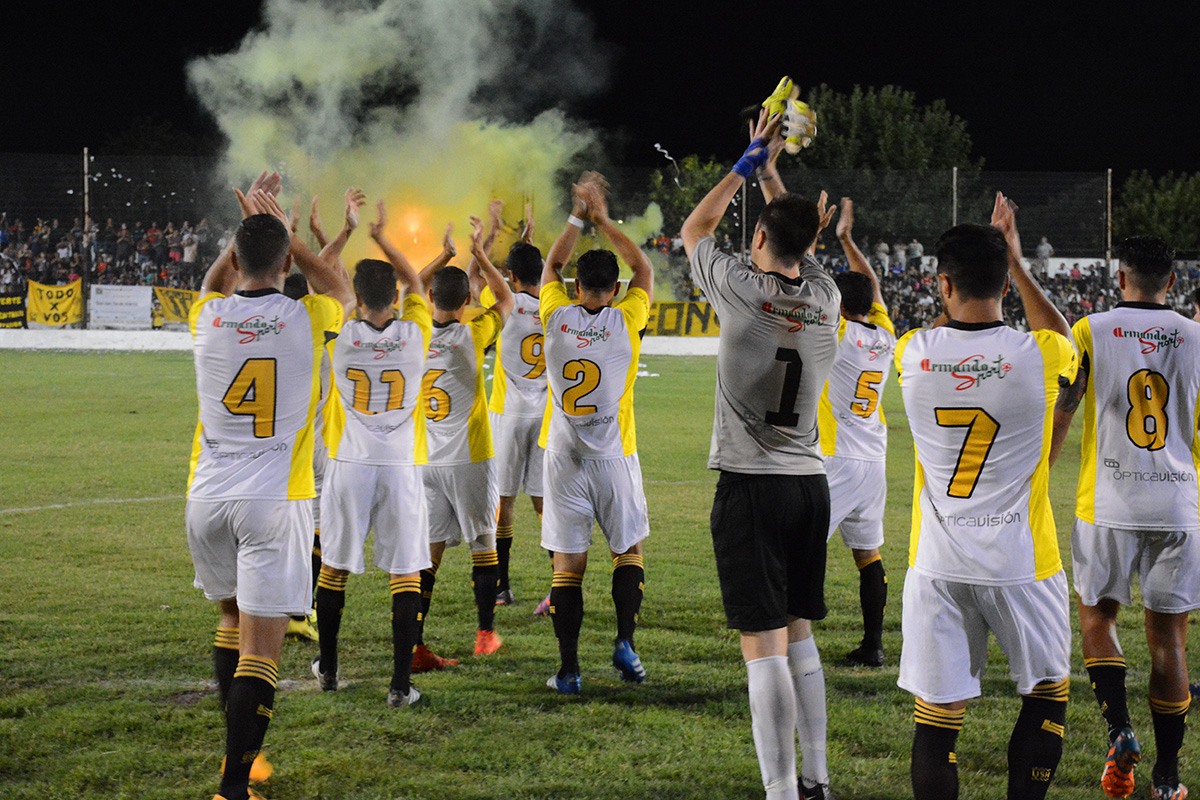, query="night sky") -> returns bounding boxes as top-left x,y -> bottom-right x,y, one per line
3,1 -> 1197,175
